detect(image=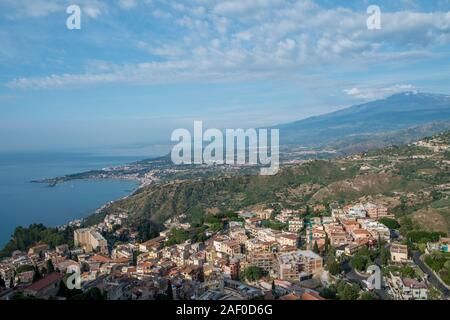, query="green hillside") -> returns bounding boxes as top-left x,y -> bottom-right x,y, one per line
89,131 -> 450,234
